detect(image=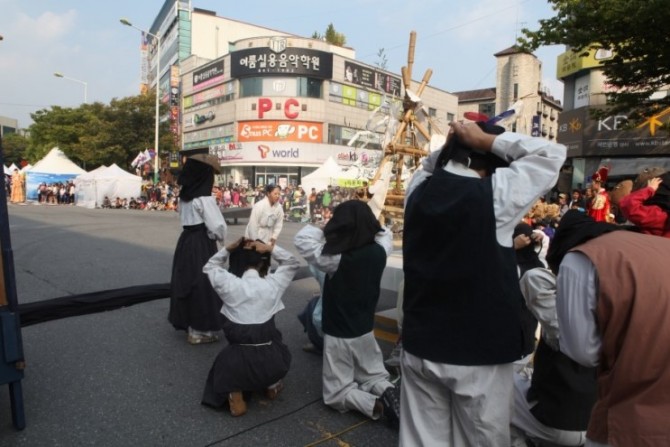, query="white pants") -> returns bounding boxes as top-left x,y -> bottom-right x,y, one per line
511,372 -> 587,446
322,332 -> 393,419
399,350 -> 514,447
